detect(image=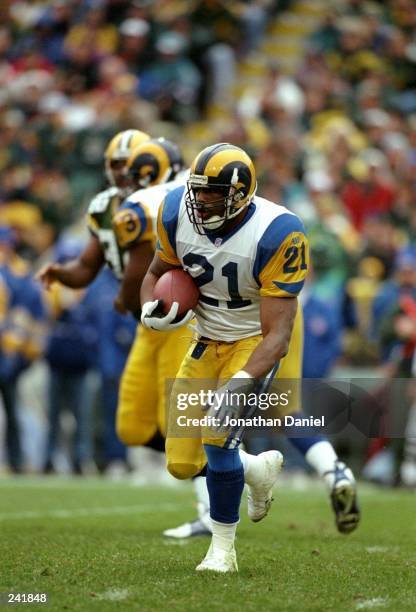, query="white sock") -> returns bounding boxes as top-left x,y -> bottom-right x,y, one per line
193,476 -> 209,513
210,519 -> 237,552
193,476 -> 210,527
238,448 -> 262,486
305,441 -> 338,487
